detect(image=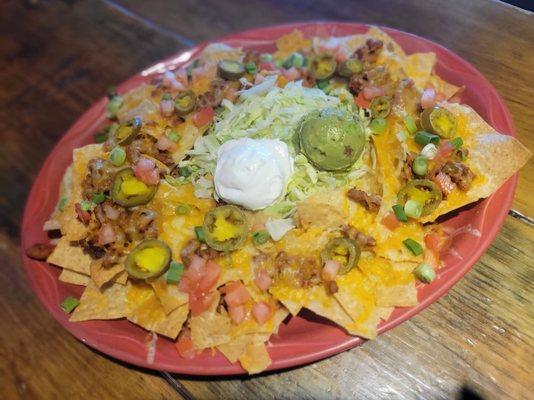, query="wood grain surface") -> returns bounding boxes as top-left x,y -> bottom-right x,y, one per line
0,0 -> 532,399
